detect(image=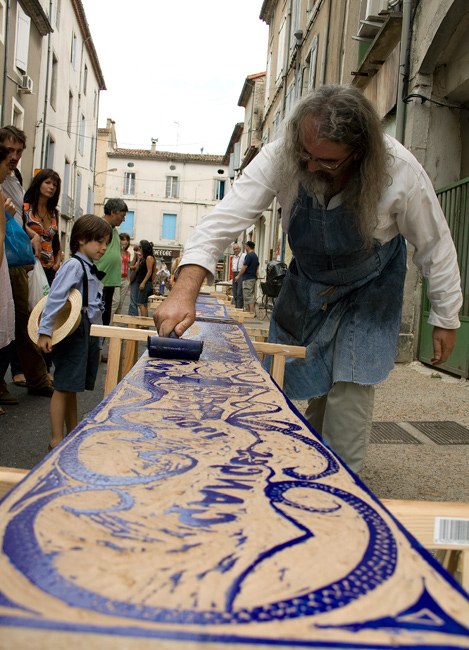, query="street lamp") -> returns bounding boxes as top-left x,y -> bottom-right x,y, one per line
94,168 -> 117,184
